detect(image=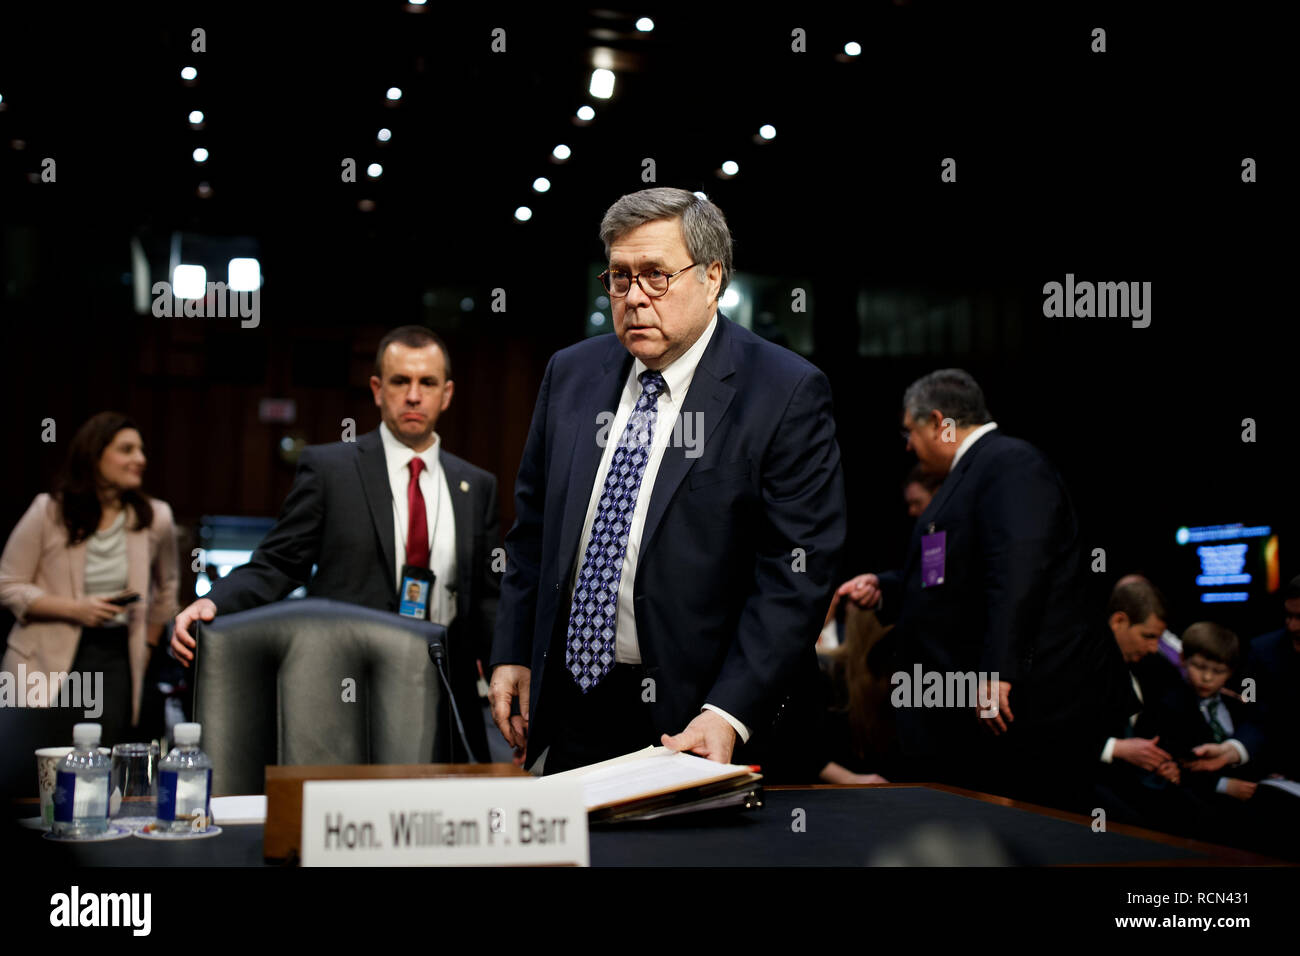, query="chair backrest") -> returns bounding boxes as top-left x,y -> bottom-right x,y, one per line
193,598 -> 444,794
